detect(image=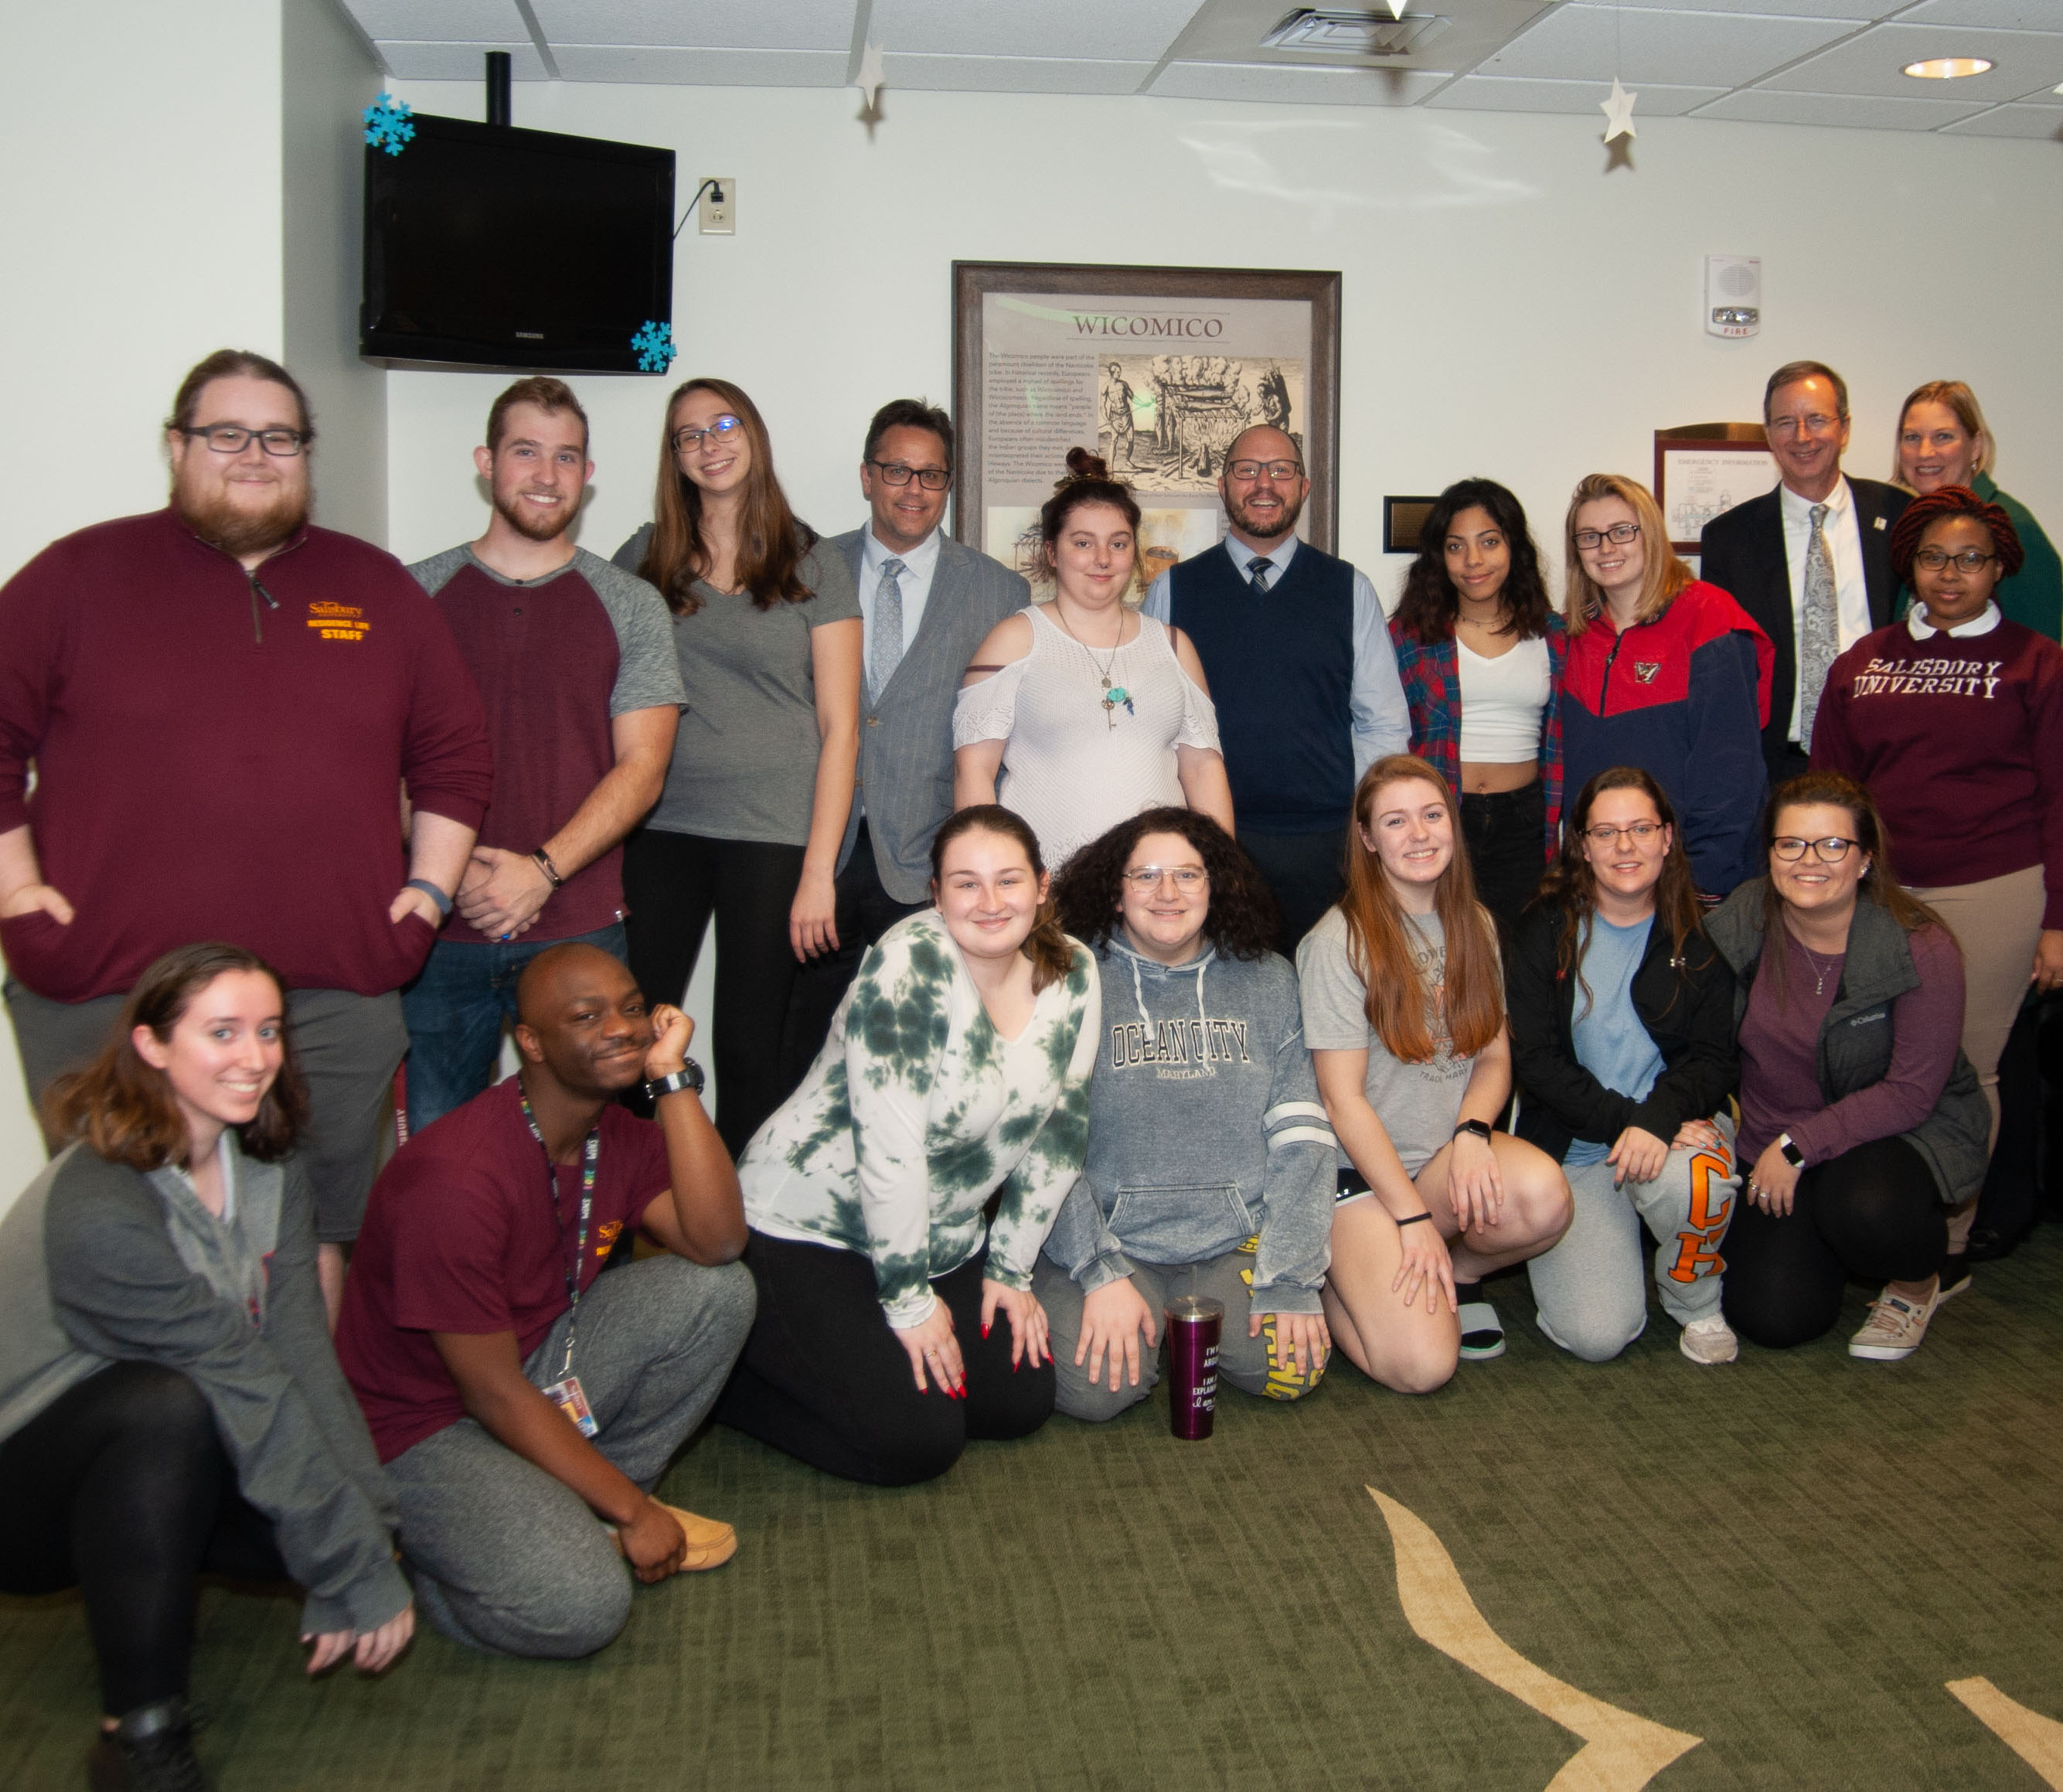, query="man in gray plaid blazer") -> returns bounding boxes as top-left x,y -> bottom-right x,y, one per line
778,400 -> 1028,1082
